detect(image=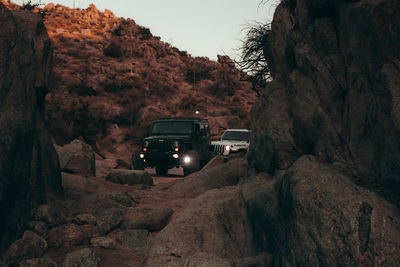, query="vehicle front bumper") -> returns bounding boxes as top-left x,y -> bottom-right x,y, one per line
138,151 -> 196,168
